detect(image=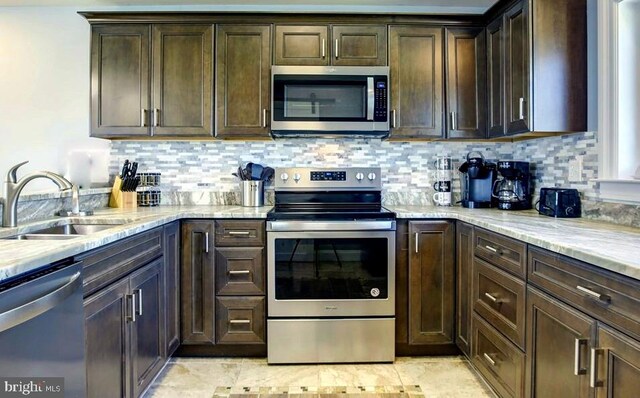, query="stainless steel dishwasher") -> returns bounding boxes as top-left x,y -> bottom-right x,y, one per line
0,260 -> 86,397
